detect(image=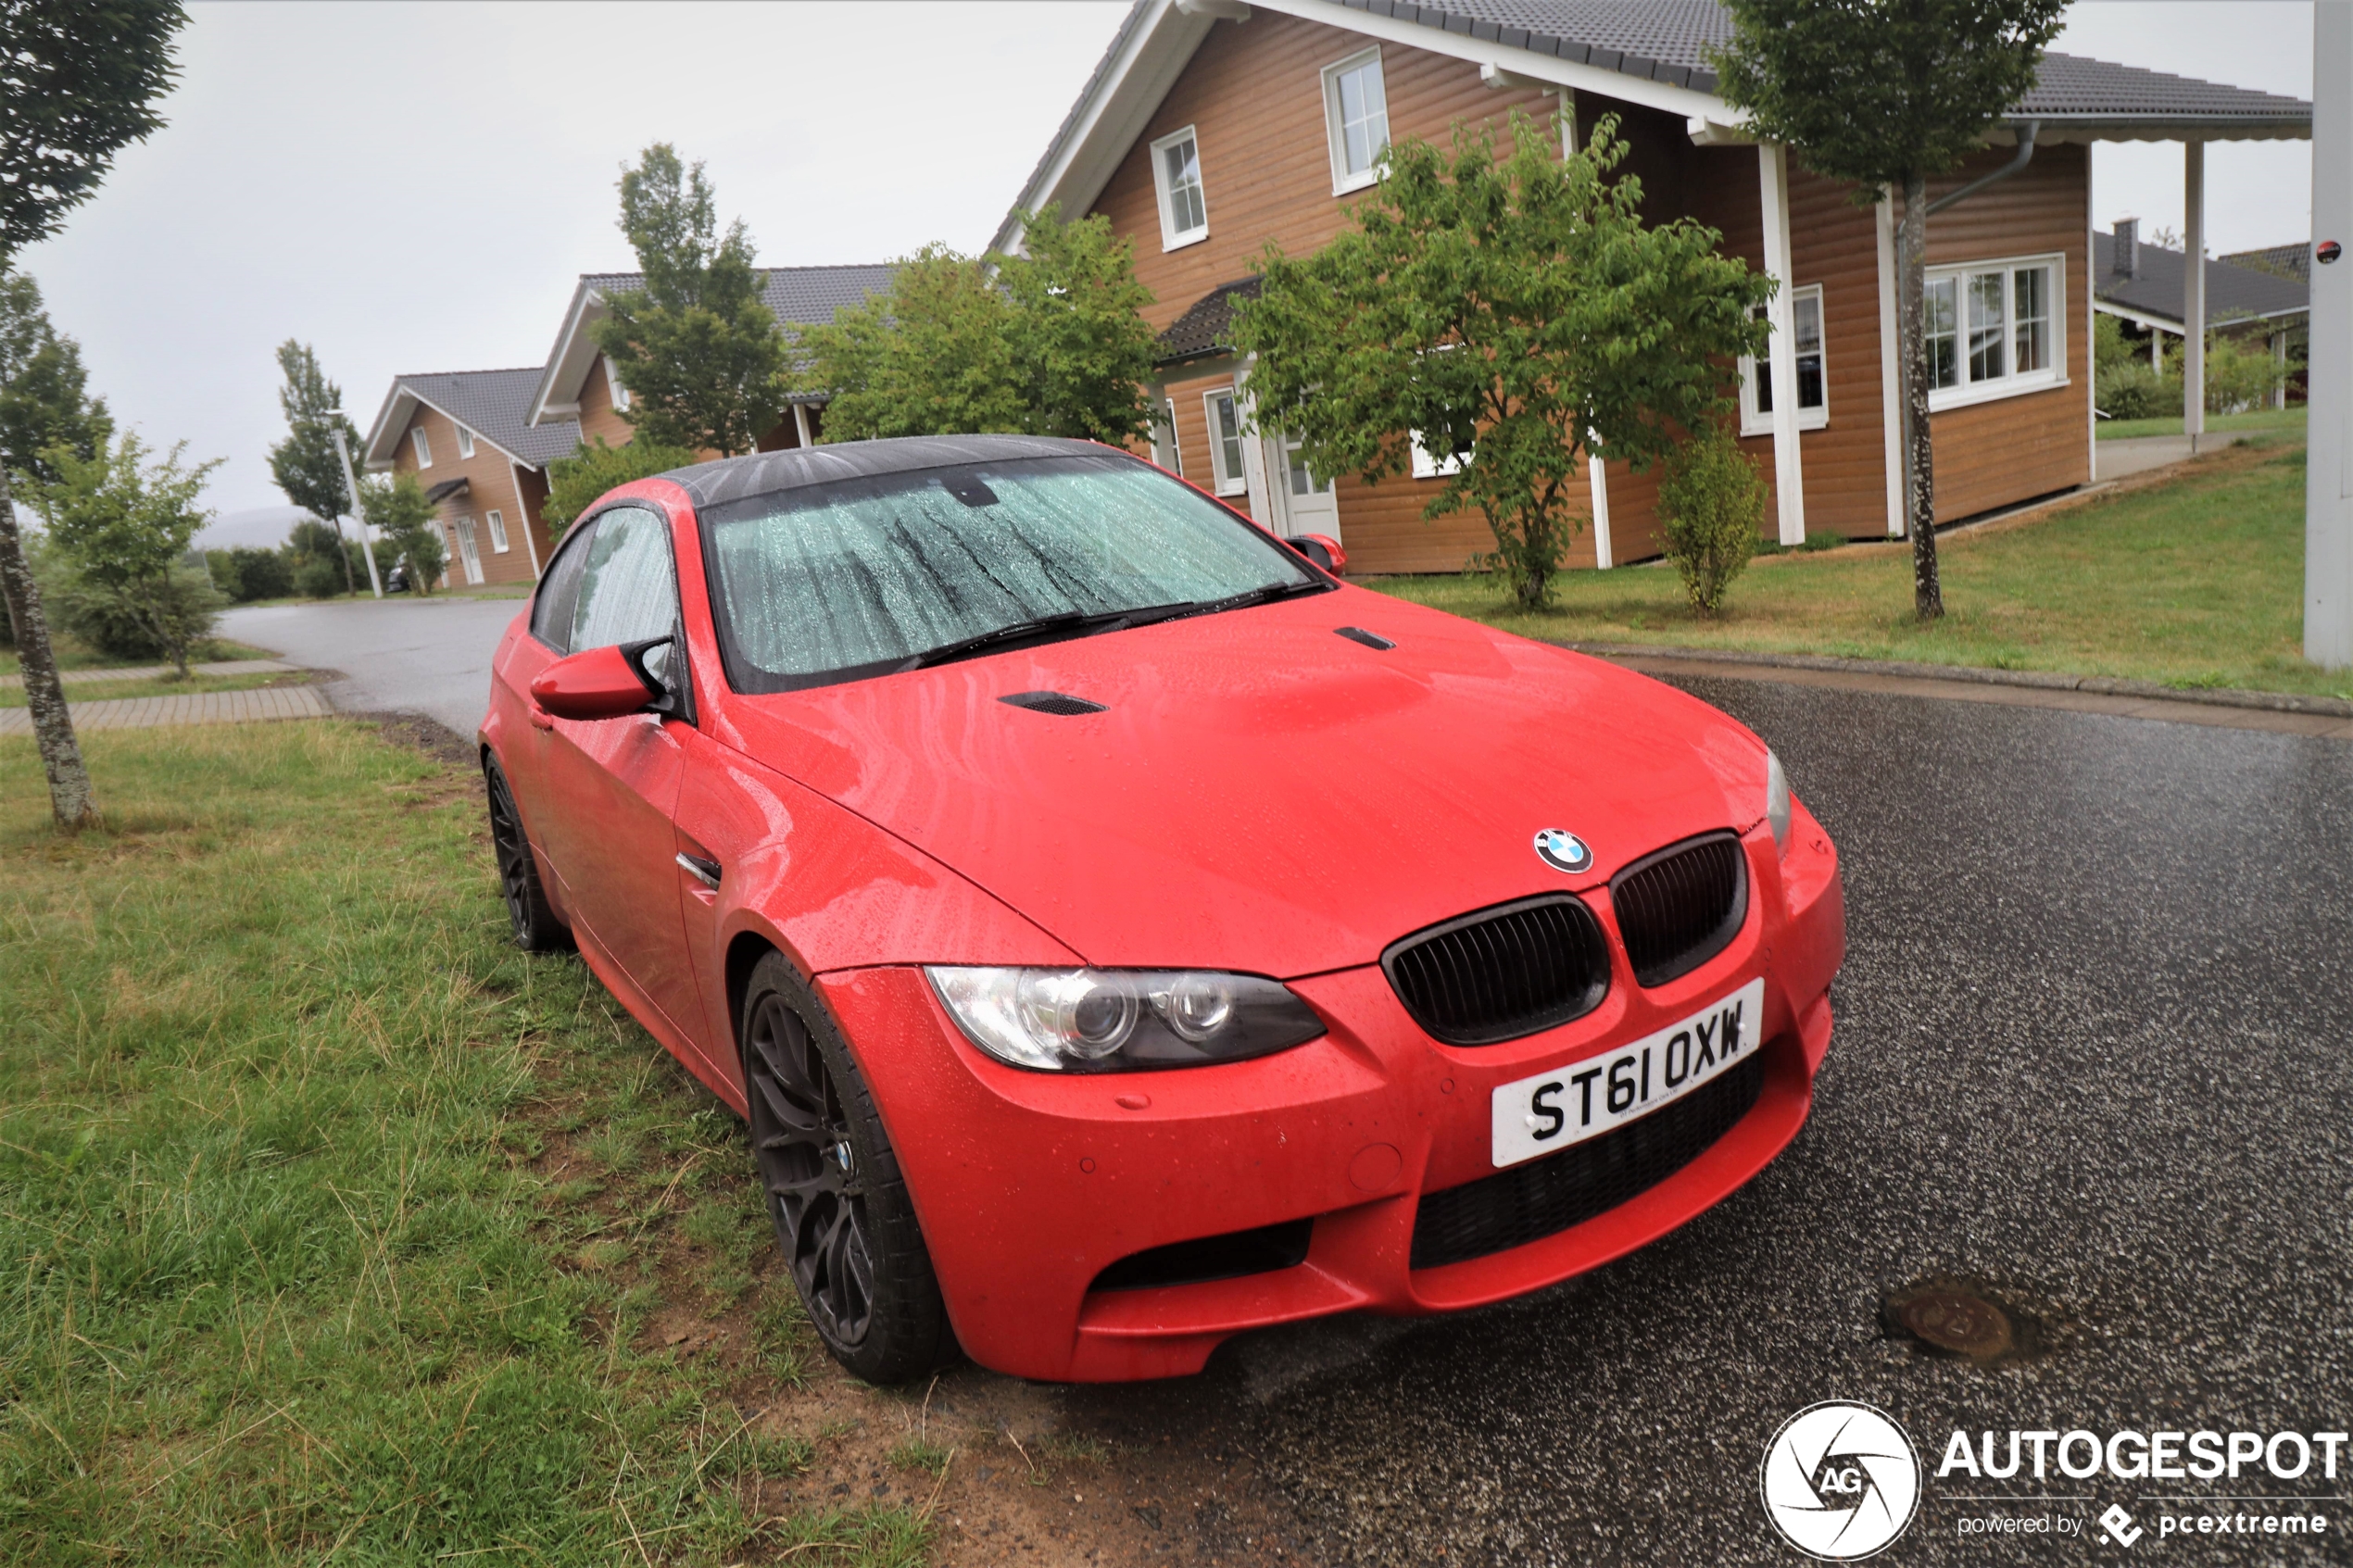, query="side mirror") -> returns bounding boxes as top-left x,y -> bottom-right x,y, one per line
1286,533 -> 1348,575
531,635 -> 674,721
